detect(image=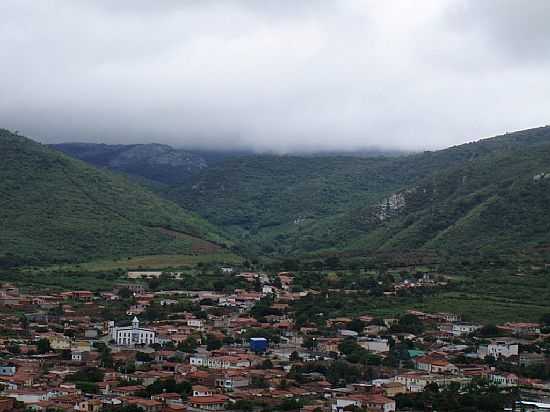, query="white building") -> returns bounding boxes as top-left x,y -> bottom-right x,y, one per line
71,351 -> 83,362
489,372 -> 518,387
332,395 -> 396,412
451,323 -> 481,336
189,354 -> 252,369
262,285 -> 275,294
478,341 -> 518,359
192,385 -> 213,397
0,365 -> 16,376
127,271 -> 183,279
190,355 -> 207,367
110,317 -> 156,346
358,338 -> 390,353
187,319 -> 204,330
